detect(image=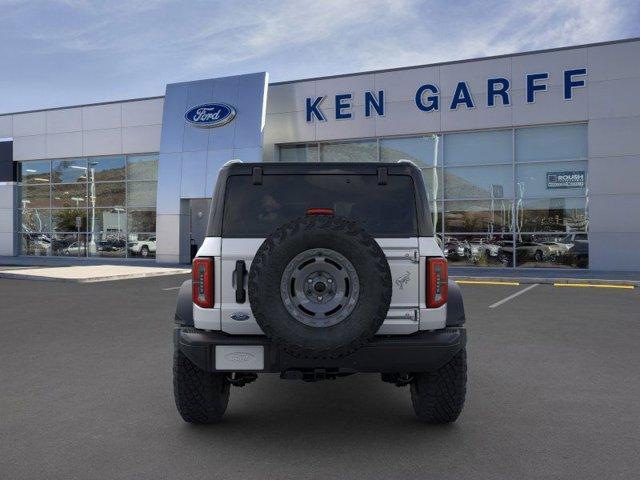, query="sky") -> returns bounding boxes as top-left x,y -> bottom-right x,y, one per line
0,0 -> 638,113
